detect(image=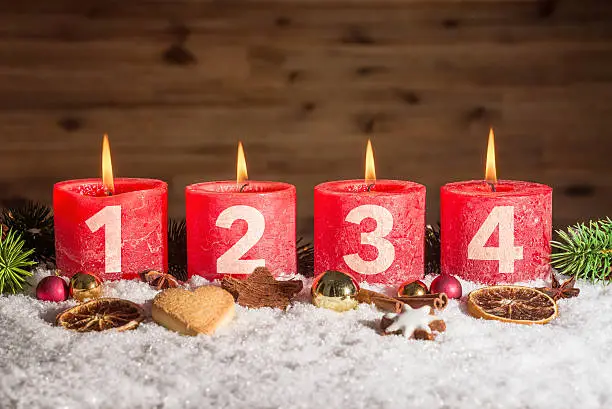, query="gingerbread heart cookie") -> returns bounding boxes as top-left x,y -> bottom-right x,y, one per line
152,286 -> 235,335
